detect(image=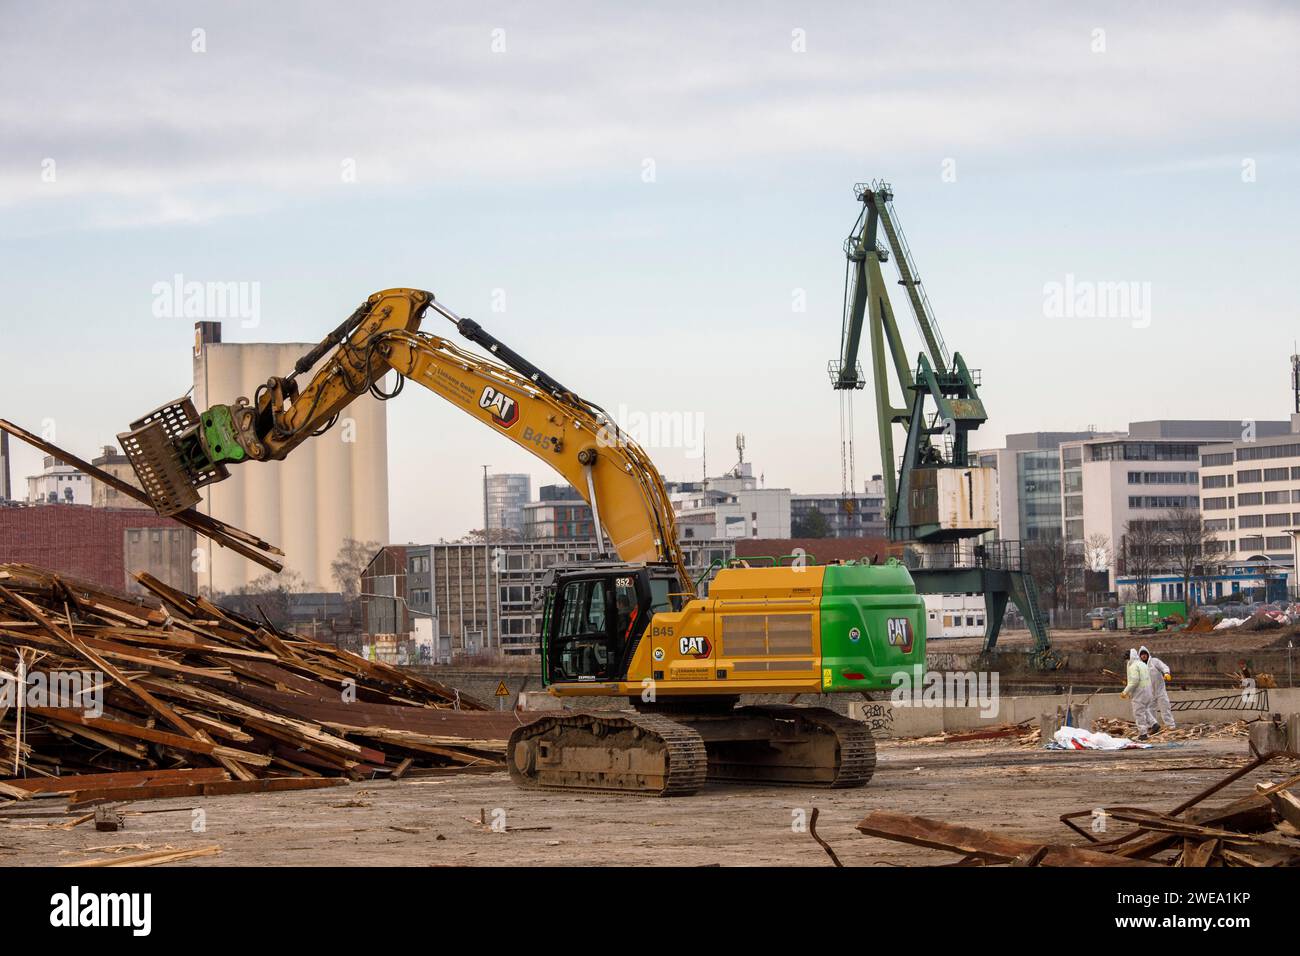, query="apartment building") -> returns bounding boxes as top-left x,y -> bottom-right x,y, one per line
790,476 -> 887,539
975,431 -> 1106,543
667,464 -> 791,540
1060,420 -> 1290,599
1197,419 -> 1300,600
522,484 -> 595,541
